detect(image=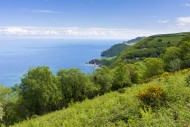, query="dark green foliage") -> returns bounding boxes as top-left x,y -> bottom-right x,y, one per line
57,68 -> 95,106
92,66 -> 113,95
98,57 -> 115,66
179,41 -> 190,67
185,73 -> 190,87
157,39 -> 162,42
19,66 -> 62,116
101,43 -> 130,57
0,85 -> 23,126
181,33 -> 190,42
112,63 -> 132,90
144,58 -> 164,78
126,64 -> 139,83
101,37 -> 144,57
112,32 -> 189,66
162,46 -> 181,71
124,48 -> 159,59
0,85 -> 11,104
125,36 -> 145,44
3,99 -> 23,126
109,109 -> 129,124
0,85 -> 11,122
